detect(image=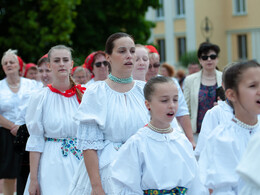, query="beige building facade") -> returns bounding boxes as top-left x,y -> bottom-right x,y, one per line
146,0 -> 260,70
